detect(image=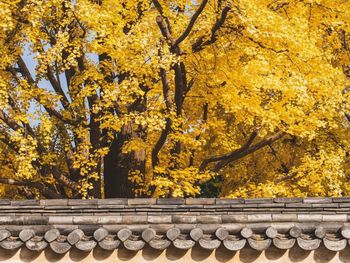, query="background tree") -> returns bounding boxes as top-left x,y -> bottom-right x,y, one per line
0,0 -> 349,198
